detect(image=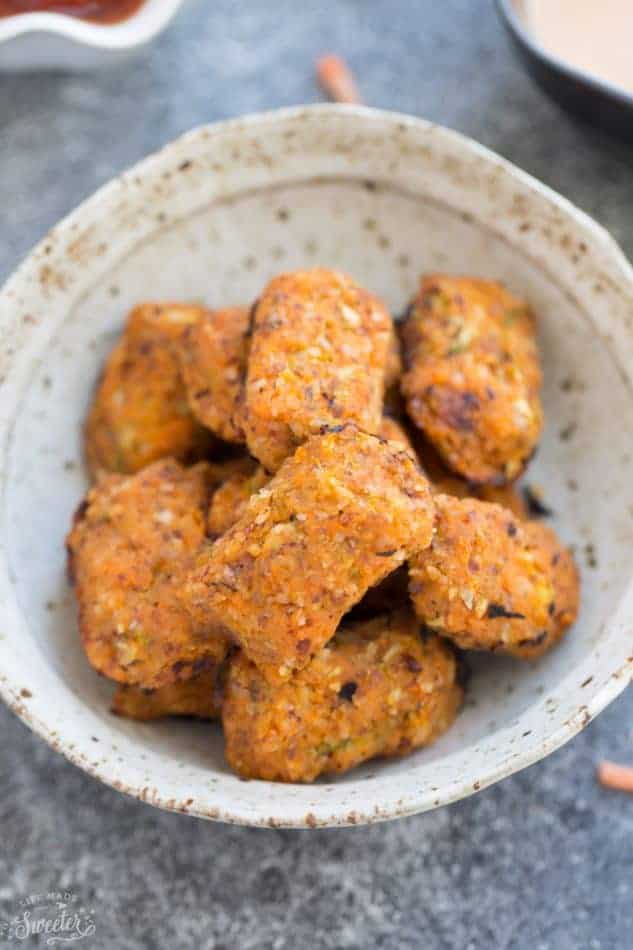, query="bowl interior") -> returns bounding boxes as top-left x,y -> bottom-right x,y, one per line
1,107 -> 632,826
